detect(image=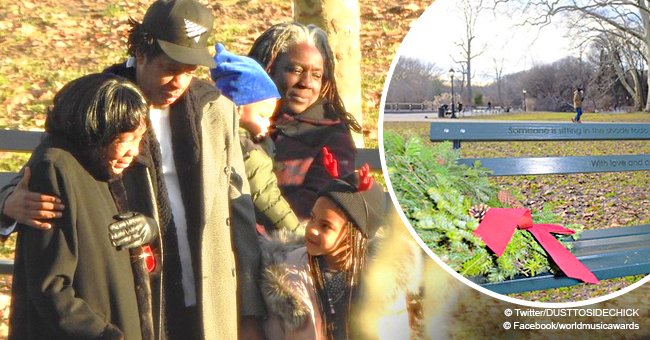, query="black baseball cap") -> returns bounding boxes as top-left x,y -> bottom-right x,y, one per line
142,0 -> 216,68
